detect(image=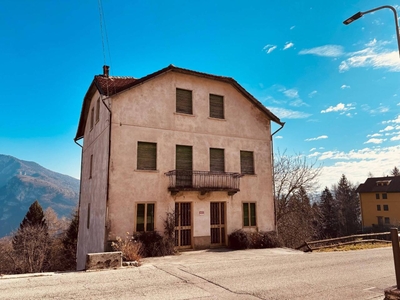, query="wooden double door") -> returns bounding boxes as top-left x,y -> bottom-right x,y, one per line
174,202 -> 226,249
